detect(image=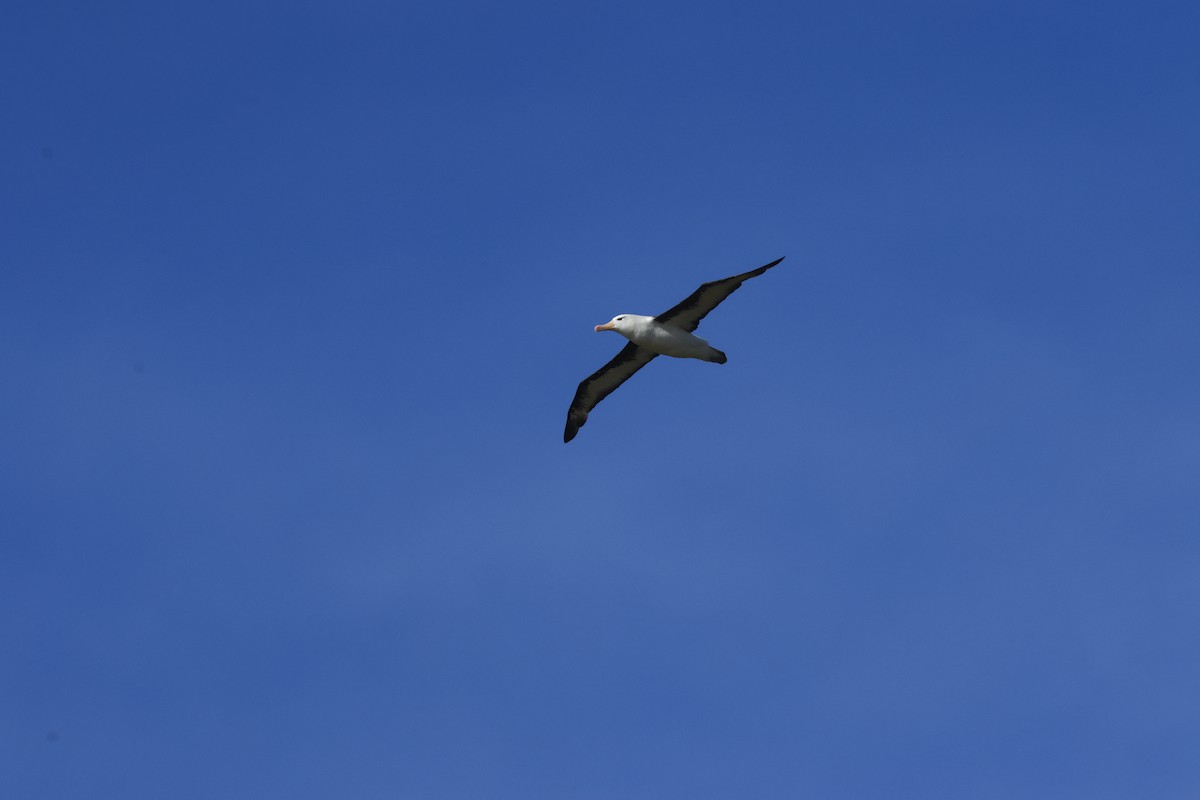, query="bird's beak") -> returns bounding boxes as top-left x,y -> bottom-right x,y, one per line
594,322 -> 616,332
